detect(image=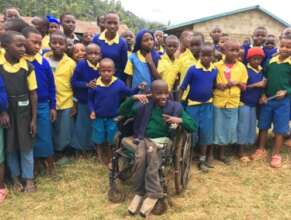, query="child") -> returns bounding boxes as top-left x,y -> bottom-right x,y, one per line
72,43 -> 86,62
0,74 -> 8,202
44,31 -> 76,153
71,43 -> 101,152
3,7 -> 20,21
237,47 -> 265,161
47,15 -> 61,34
190,33 -> 204,62
121,30 -> 135,56
251,36 -> 291,168
31,16 -> 49,50
180,43 -> 218,172
0,31 -> 37,192
120,80 -> 196,217
157,35 -> 179,91
92,12 -> 128,81
213,40 -> 248,164
125,29 -> 160,89
97,15 -> 106,33
210,26 -> 223,49
60,13 -> 80,43
82,31 -> 94,46
22,27 -> 57,175
215,34 -> 230,62
263,34 -> 277,63
88,58 -> 139,162
154,30 -> 165,55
